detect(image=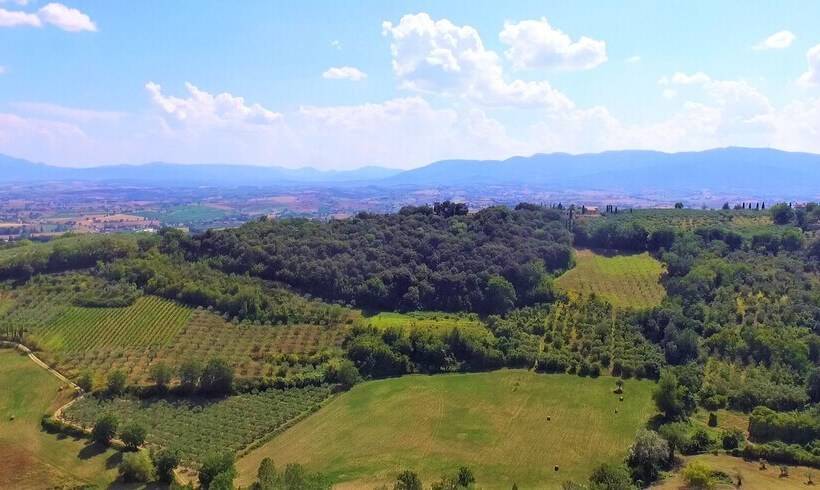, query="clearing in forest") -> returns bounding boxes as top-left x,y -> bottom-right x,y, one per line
555,249 -> 666,309
235,370 -> 655,489
0,349 -> 119,489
